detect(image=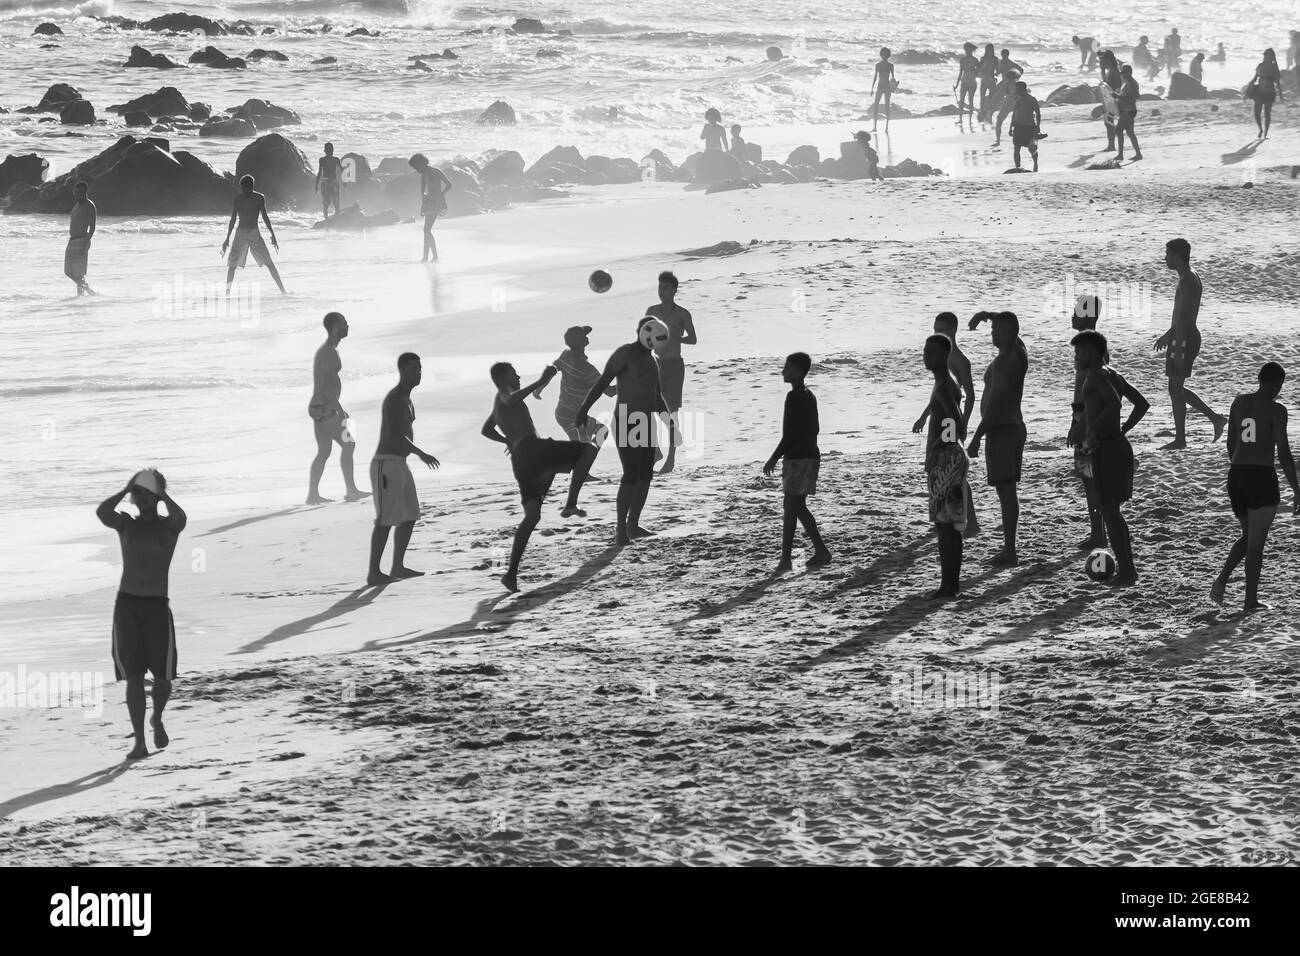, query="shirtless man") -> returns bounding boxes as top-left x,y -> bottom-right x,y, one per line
923,334 -> 969,599
644,270 -> 697,474
1211,363 -> 1300,610
96,469 -> 186,760
367,353 -> 439,585
483,363 -> 598,592
221,174 -> 286,295
913,312 -> 980,536
408,153 -> 452,262
316,142 -> 343,220
1008,81 -> 1042,172
954,42 -> 980,124
1074,330 -> 1145,586
967,311 -> 1028,565
65,181 -> 96,296
574,316 -> 671,545
1154,237 -> 1227,449
307,311 -> 368,504
991,69 -> 1022,146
